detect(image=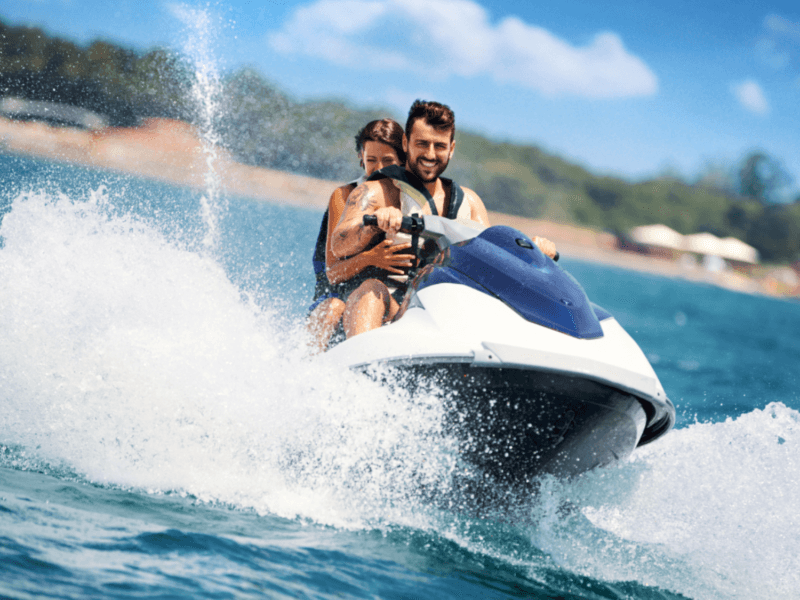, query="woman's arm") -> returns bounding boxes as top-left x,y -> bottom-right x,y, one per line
326,240 -> 414,284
